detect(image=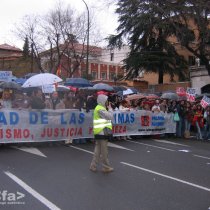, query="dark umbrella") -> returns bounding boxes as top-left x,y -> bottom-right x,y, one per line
116,91 -> 123,97
195,93 -> 210,100
64,78 -> 93,88
161,92 -> 179,100
93,83 -> 114,92
56,85 -> 70,92
113,85 -> 127,92
128,87 -> 139,94
0,81 -> 21,90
